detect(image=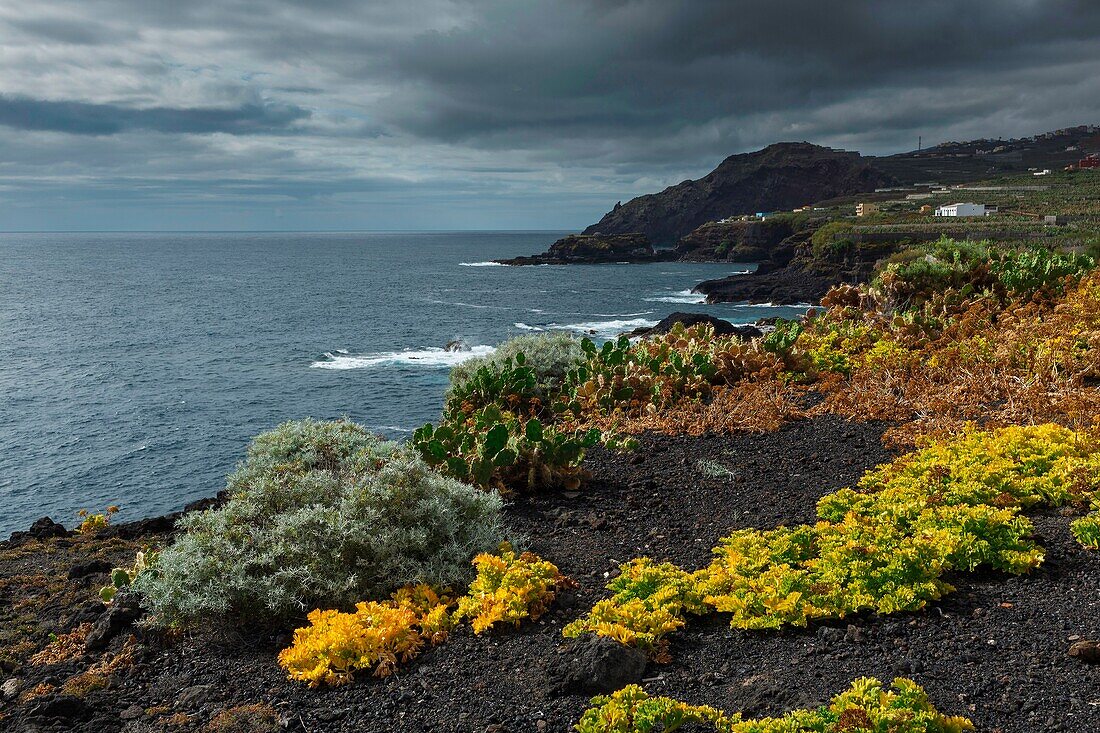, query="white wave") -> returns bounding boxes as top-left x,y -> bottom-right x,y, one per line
514,322 -> 545,331
559,318 -> 658,337
644,289 -> 706,304
459,261 -> 506,267
426,298 -> 493,310
311,345 -> 495,370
